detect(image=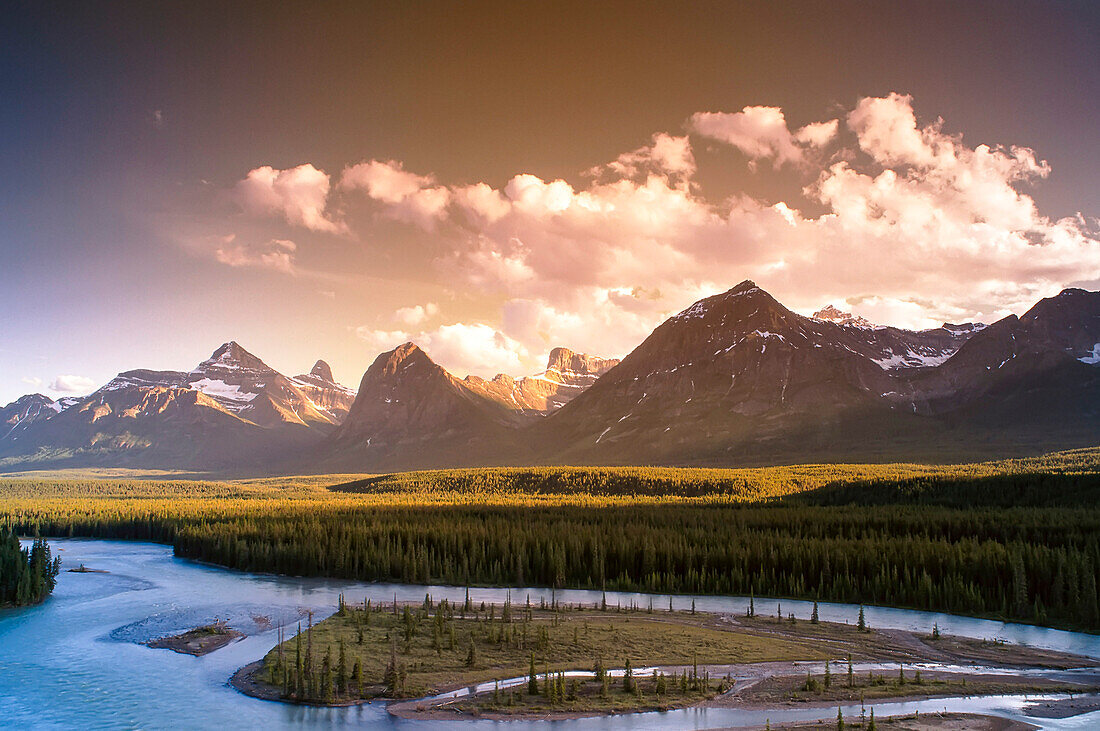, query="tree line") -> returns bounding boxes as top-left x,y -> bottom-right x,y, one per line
3,467 -> 1100,630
